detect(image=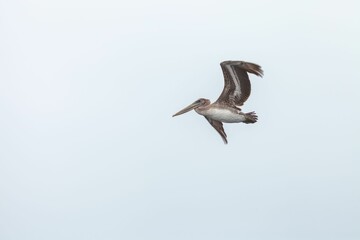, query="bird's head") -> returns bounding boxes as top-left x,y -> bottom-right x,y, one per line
172,98 -> 210,117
